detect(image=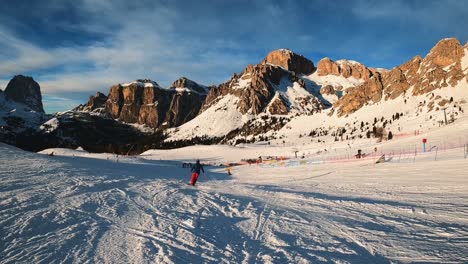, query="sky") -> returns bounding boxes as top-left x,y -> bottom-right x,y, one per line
0,0 -> 467,113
